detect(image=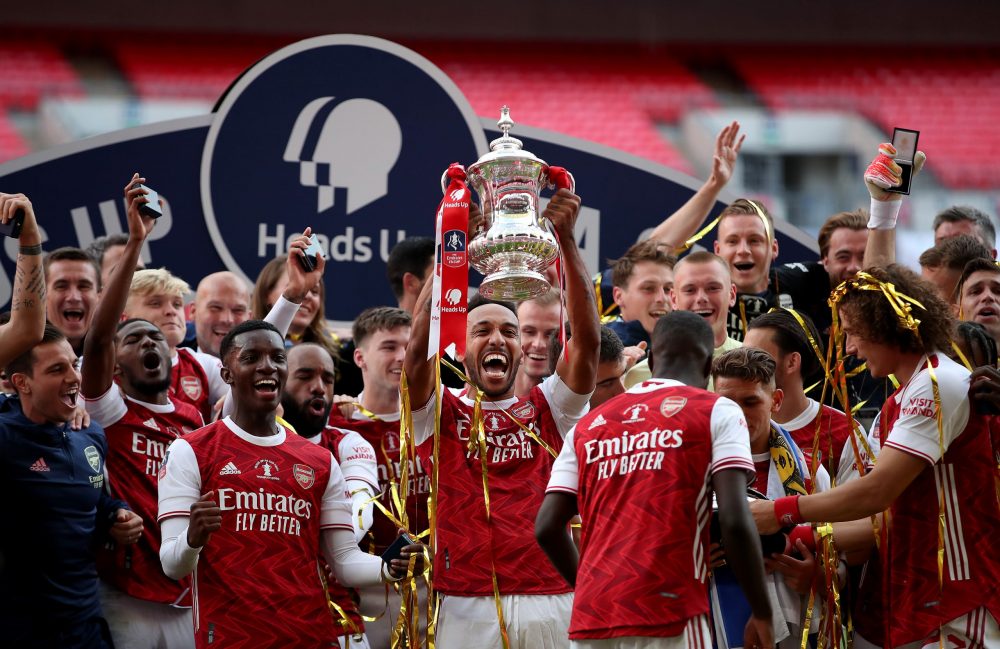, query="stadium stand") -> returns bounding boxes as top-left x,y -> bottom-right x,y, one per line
0,111 -> 30,164
733,48 -> 1000,189
0,42 -> 83,110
